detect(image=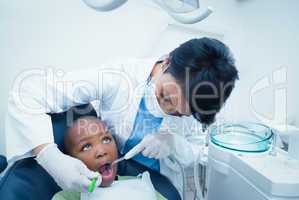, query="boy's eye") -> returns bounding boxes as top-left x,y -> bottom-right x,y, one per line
163,96 -> 173,105
102,137 -> 112,144
82,144 -> 92,152
165,96 -> 171,102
